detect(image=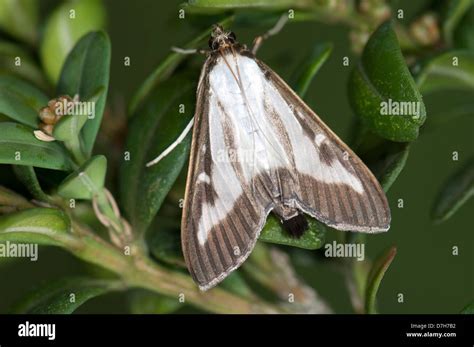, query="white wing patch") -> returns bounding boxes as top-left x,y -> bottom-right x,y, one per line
315,133 -> 326,146
197,172 -> 210,184
196,54 -> 364,245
